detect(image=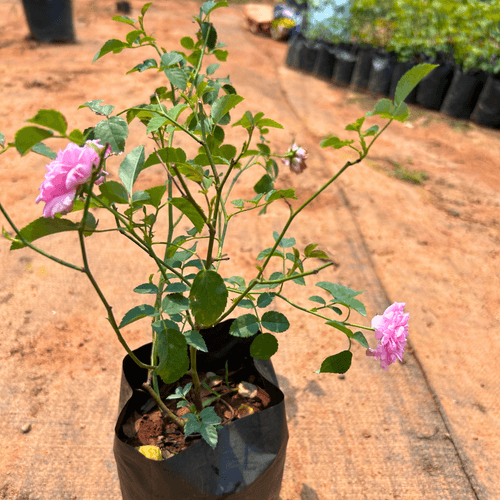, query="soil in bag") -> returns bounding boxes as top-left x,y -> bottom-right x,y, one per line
351,46 -> 375,89
21,0 -> 75,43
332,45 -> 357,85
441,68 -> 488,119
415,53 -> 455,110
114,319 -> 288,500
299,39 -> 320,73
471,73 -> 500,128
389,60 -> 419,103
313,42 -> 336,79
368,50 -> 397,96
